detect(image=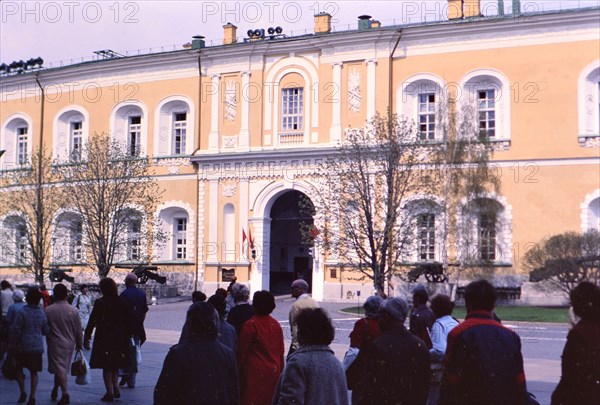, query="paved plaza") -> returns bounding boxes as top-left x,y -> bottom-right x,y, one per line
0,296 -> 567,405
